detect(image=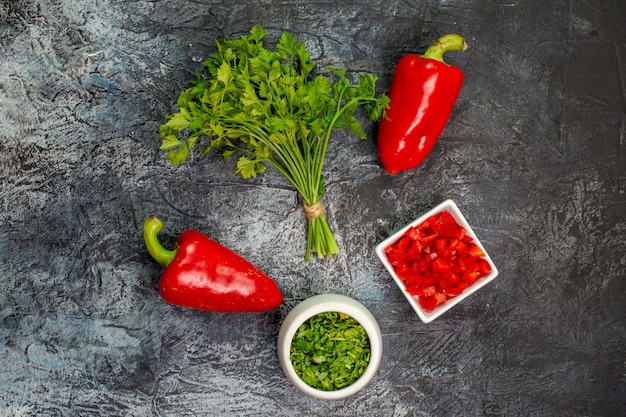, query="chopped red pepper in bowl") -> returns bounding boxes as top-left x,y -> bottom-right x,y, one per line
375,200 -> 498,323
